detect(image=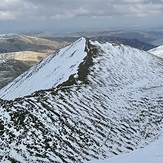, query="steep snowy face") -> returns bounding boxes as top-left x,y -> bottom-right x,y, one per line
0,39 -> 163,162
0,37 -> 87,100
148,45 -> 163,58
